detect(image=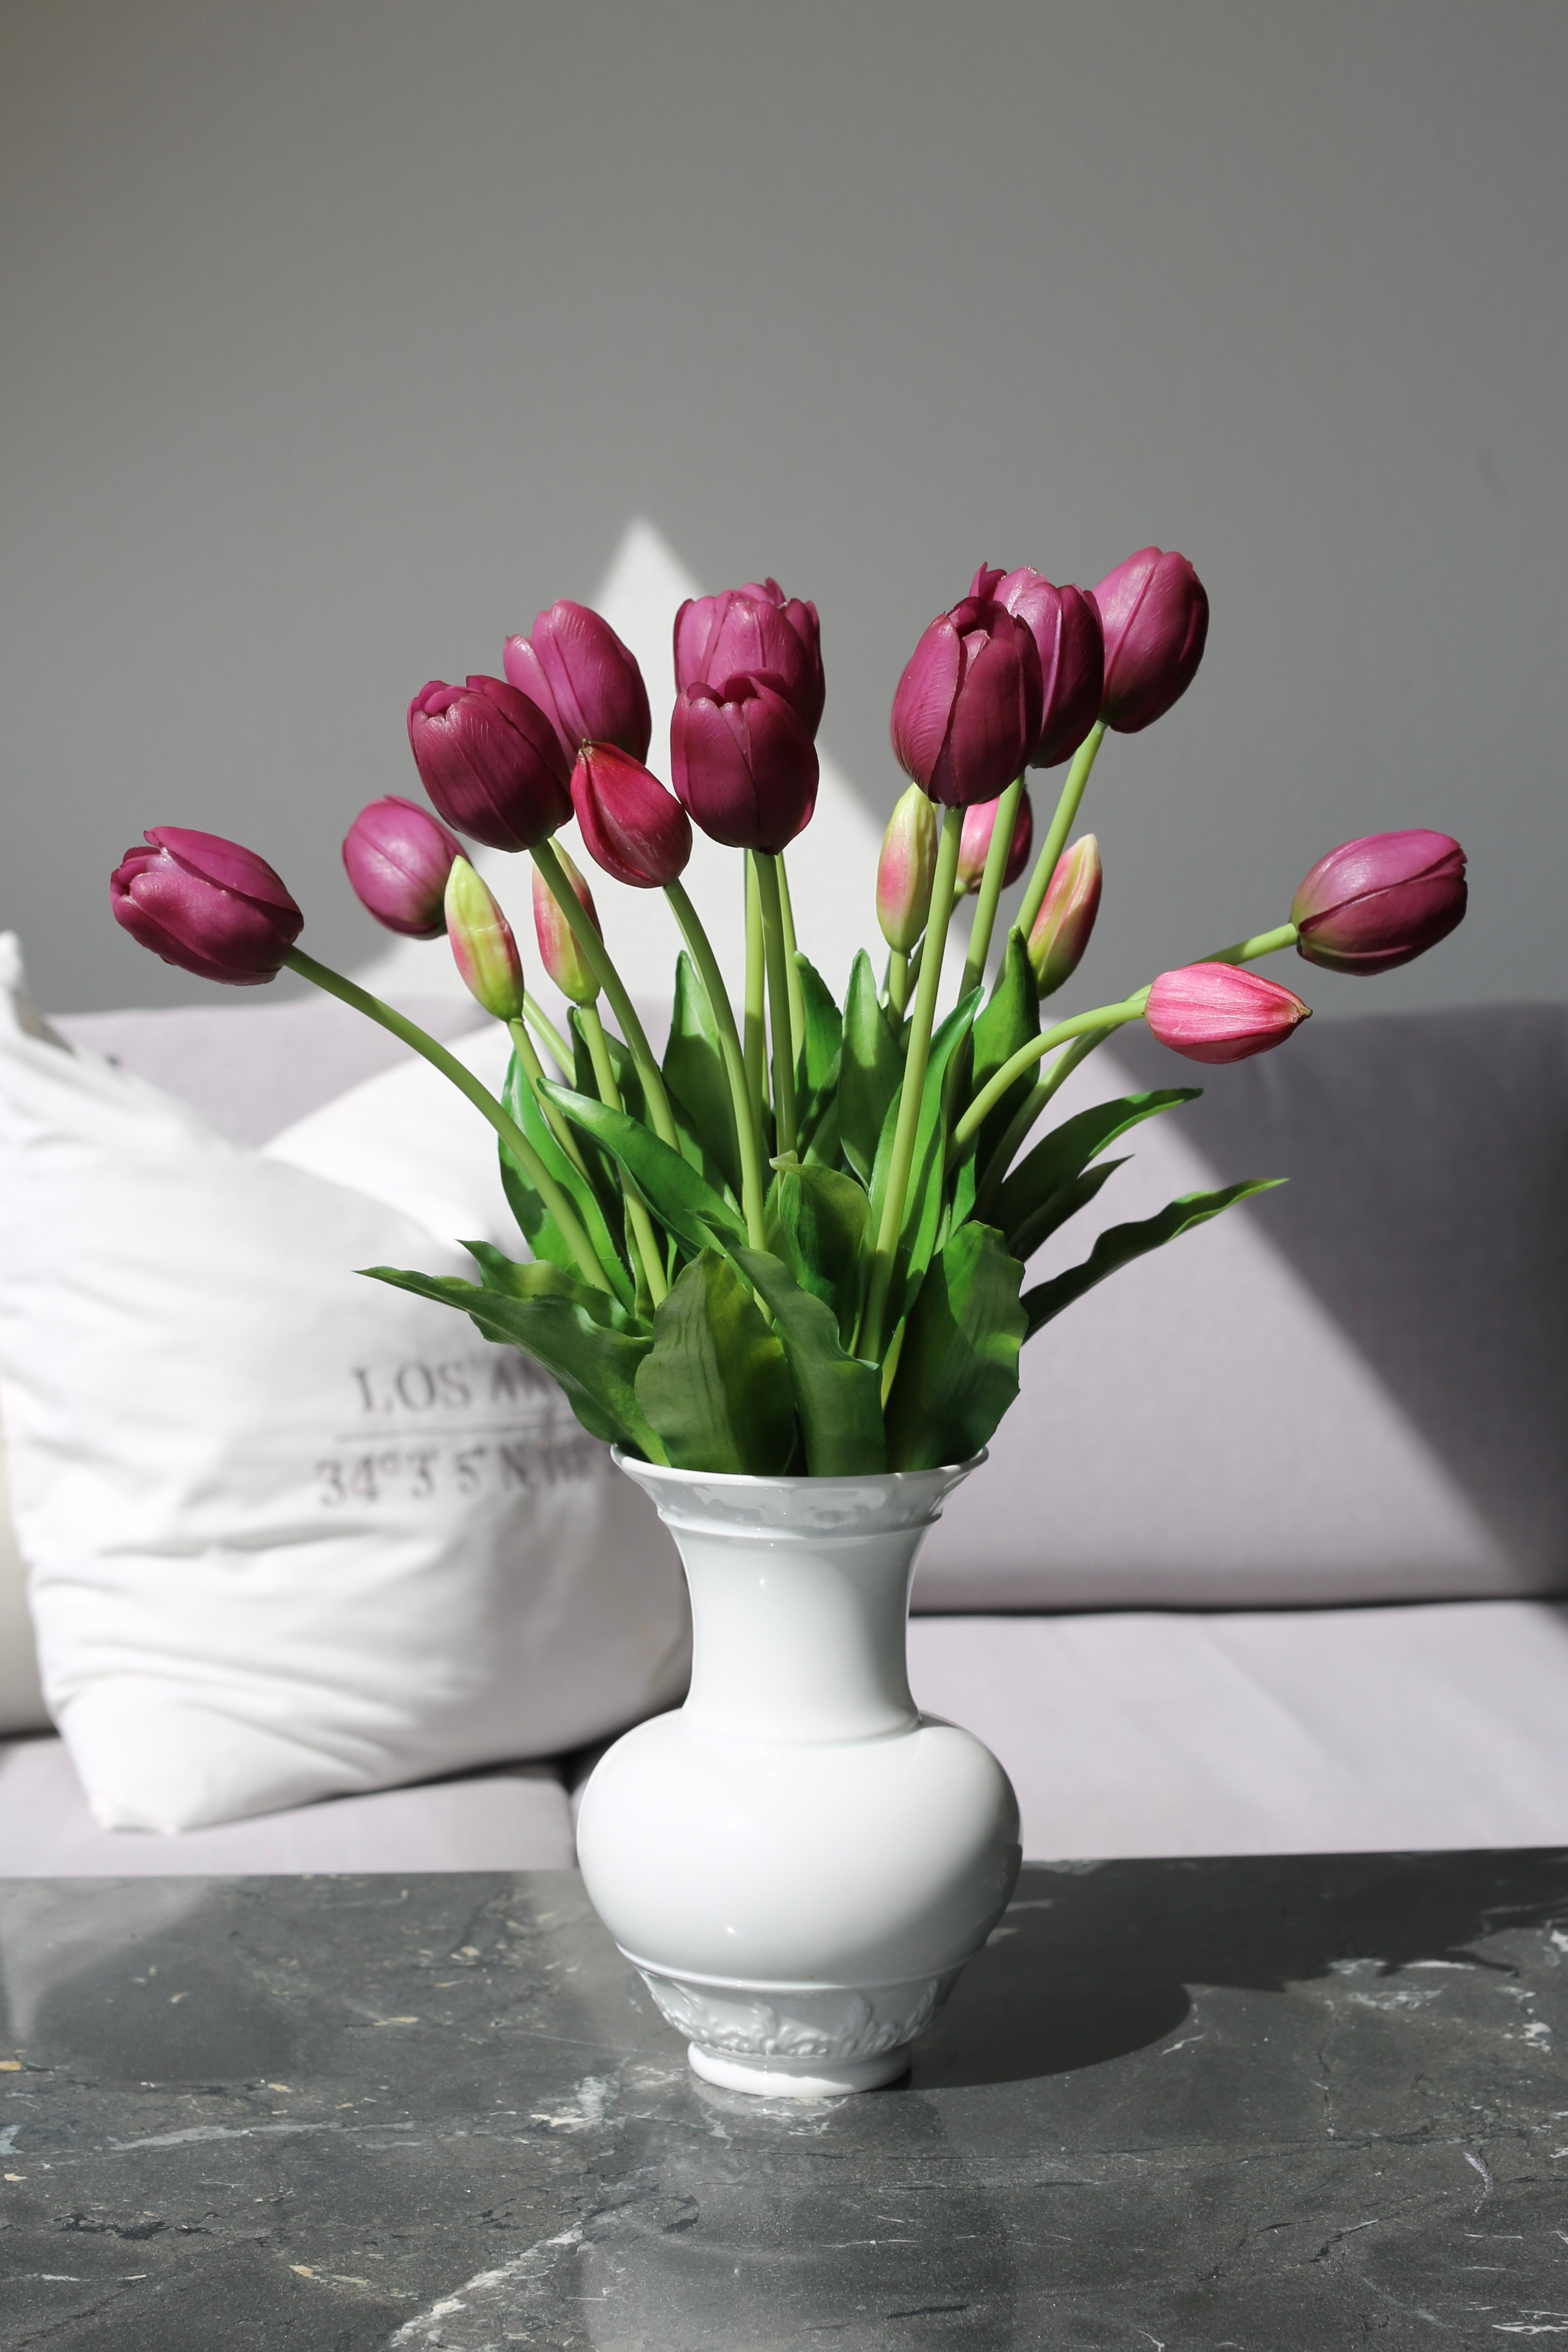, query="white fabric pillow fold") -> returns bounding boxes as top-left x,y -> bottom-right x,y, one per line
0,937 -> 688,1834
